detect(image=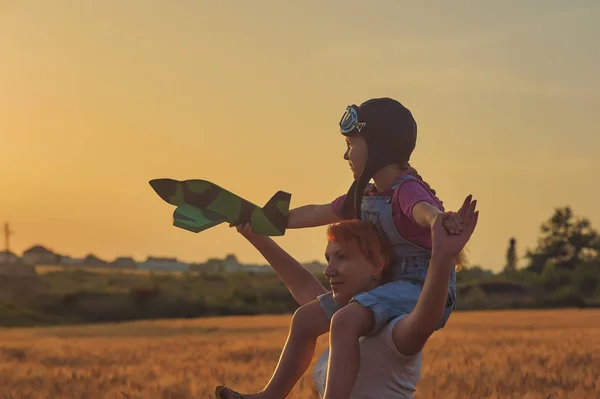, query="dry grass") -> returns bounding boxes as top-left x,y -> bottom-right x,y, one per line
0,309 -> 598,398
